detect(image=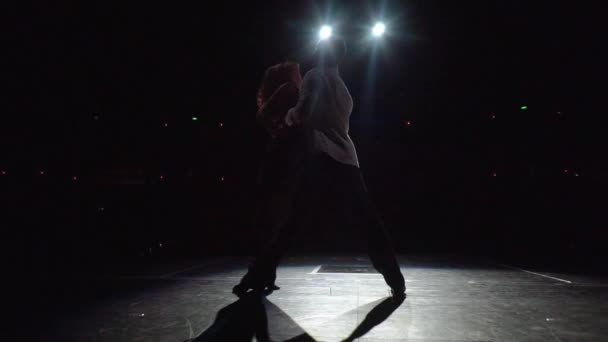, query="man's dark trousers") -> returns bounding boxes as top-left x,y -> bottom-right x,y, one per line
252,152 -> 405,290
